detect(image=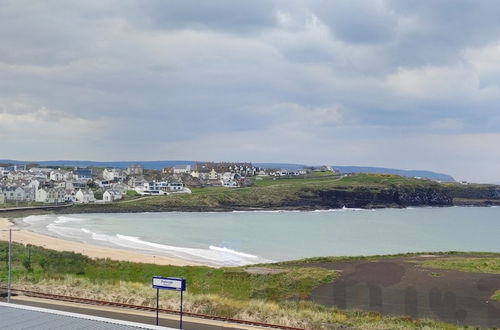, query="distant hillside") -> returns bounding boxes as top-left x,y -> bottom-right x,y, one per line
254,163 -> 307,170
0,159 -> 195,170
0,159 -> 454,182
333,166 -> 455,182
